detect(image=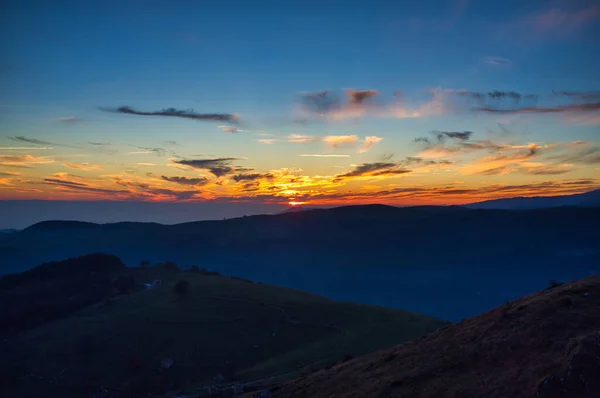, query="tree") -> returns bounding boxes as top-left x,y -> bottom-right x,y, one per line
174,280 -> 190,298
162,261 -> 180,271
140,260 -> 150,268
189,265 -> 200,273
113,275 -> 136,295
